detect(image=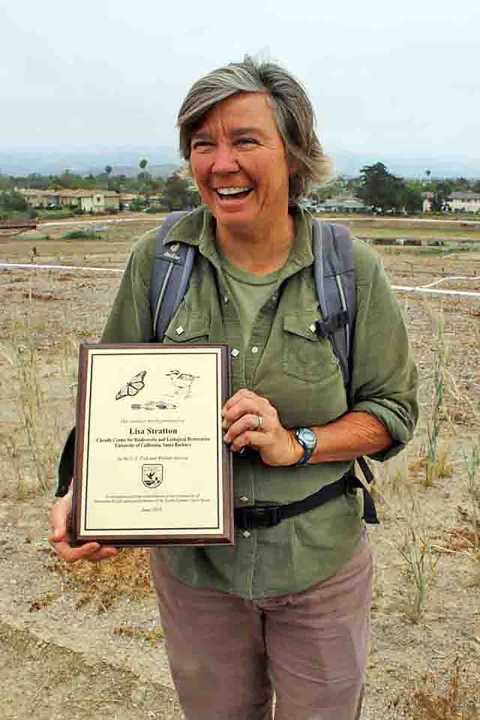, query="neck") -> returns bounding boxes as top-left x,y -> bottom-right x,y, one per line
215,212 -> 295,275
